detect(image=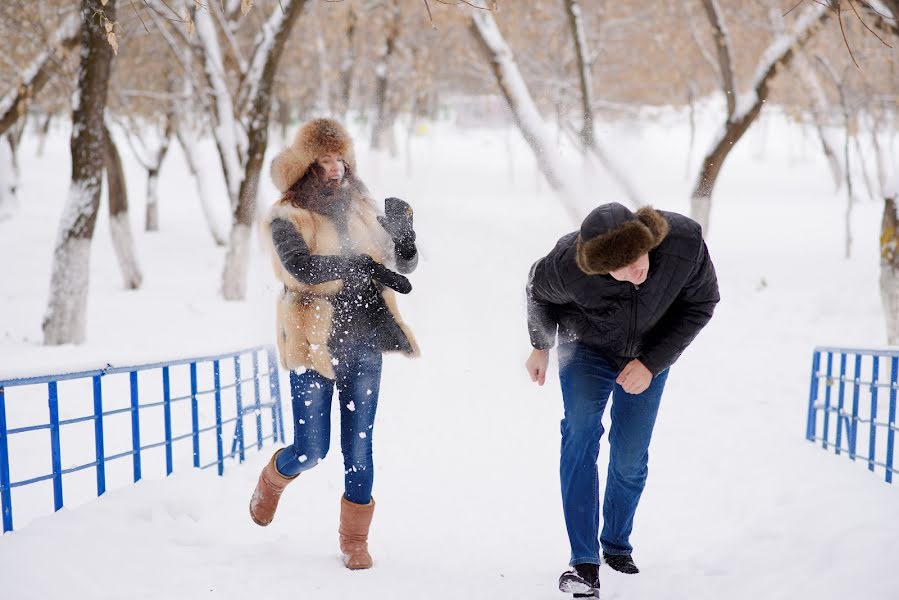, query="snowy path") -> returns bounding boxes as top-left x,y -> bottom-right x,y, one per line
1,117 -> 897,599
